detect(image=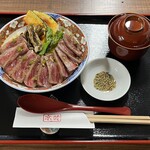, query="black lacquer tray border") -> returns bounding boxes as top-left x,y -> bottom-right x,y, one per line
1,14 -> 150,143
